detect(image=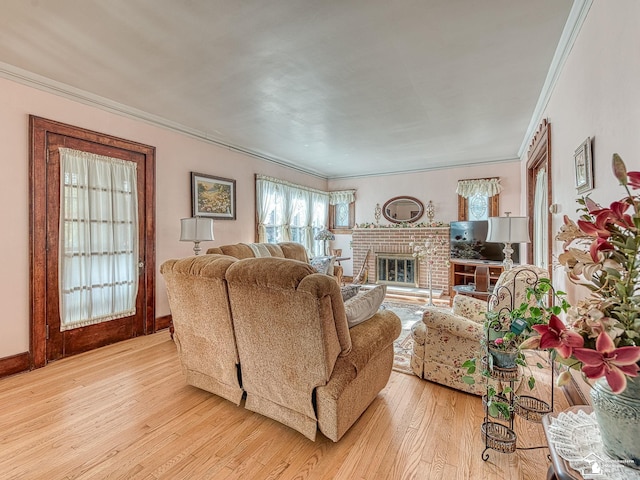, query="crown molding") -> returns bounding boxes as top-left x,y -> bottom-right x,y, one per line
518,0 -> 594,158
0,61 -> 328,180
